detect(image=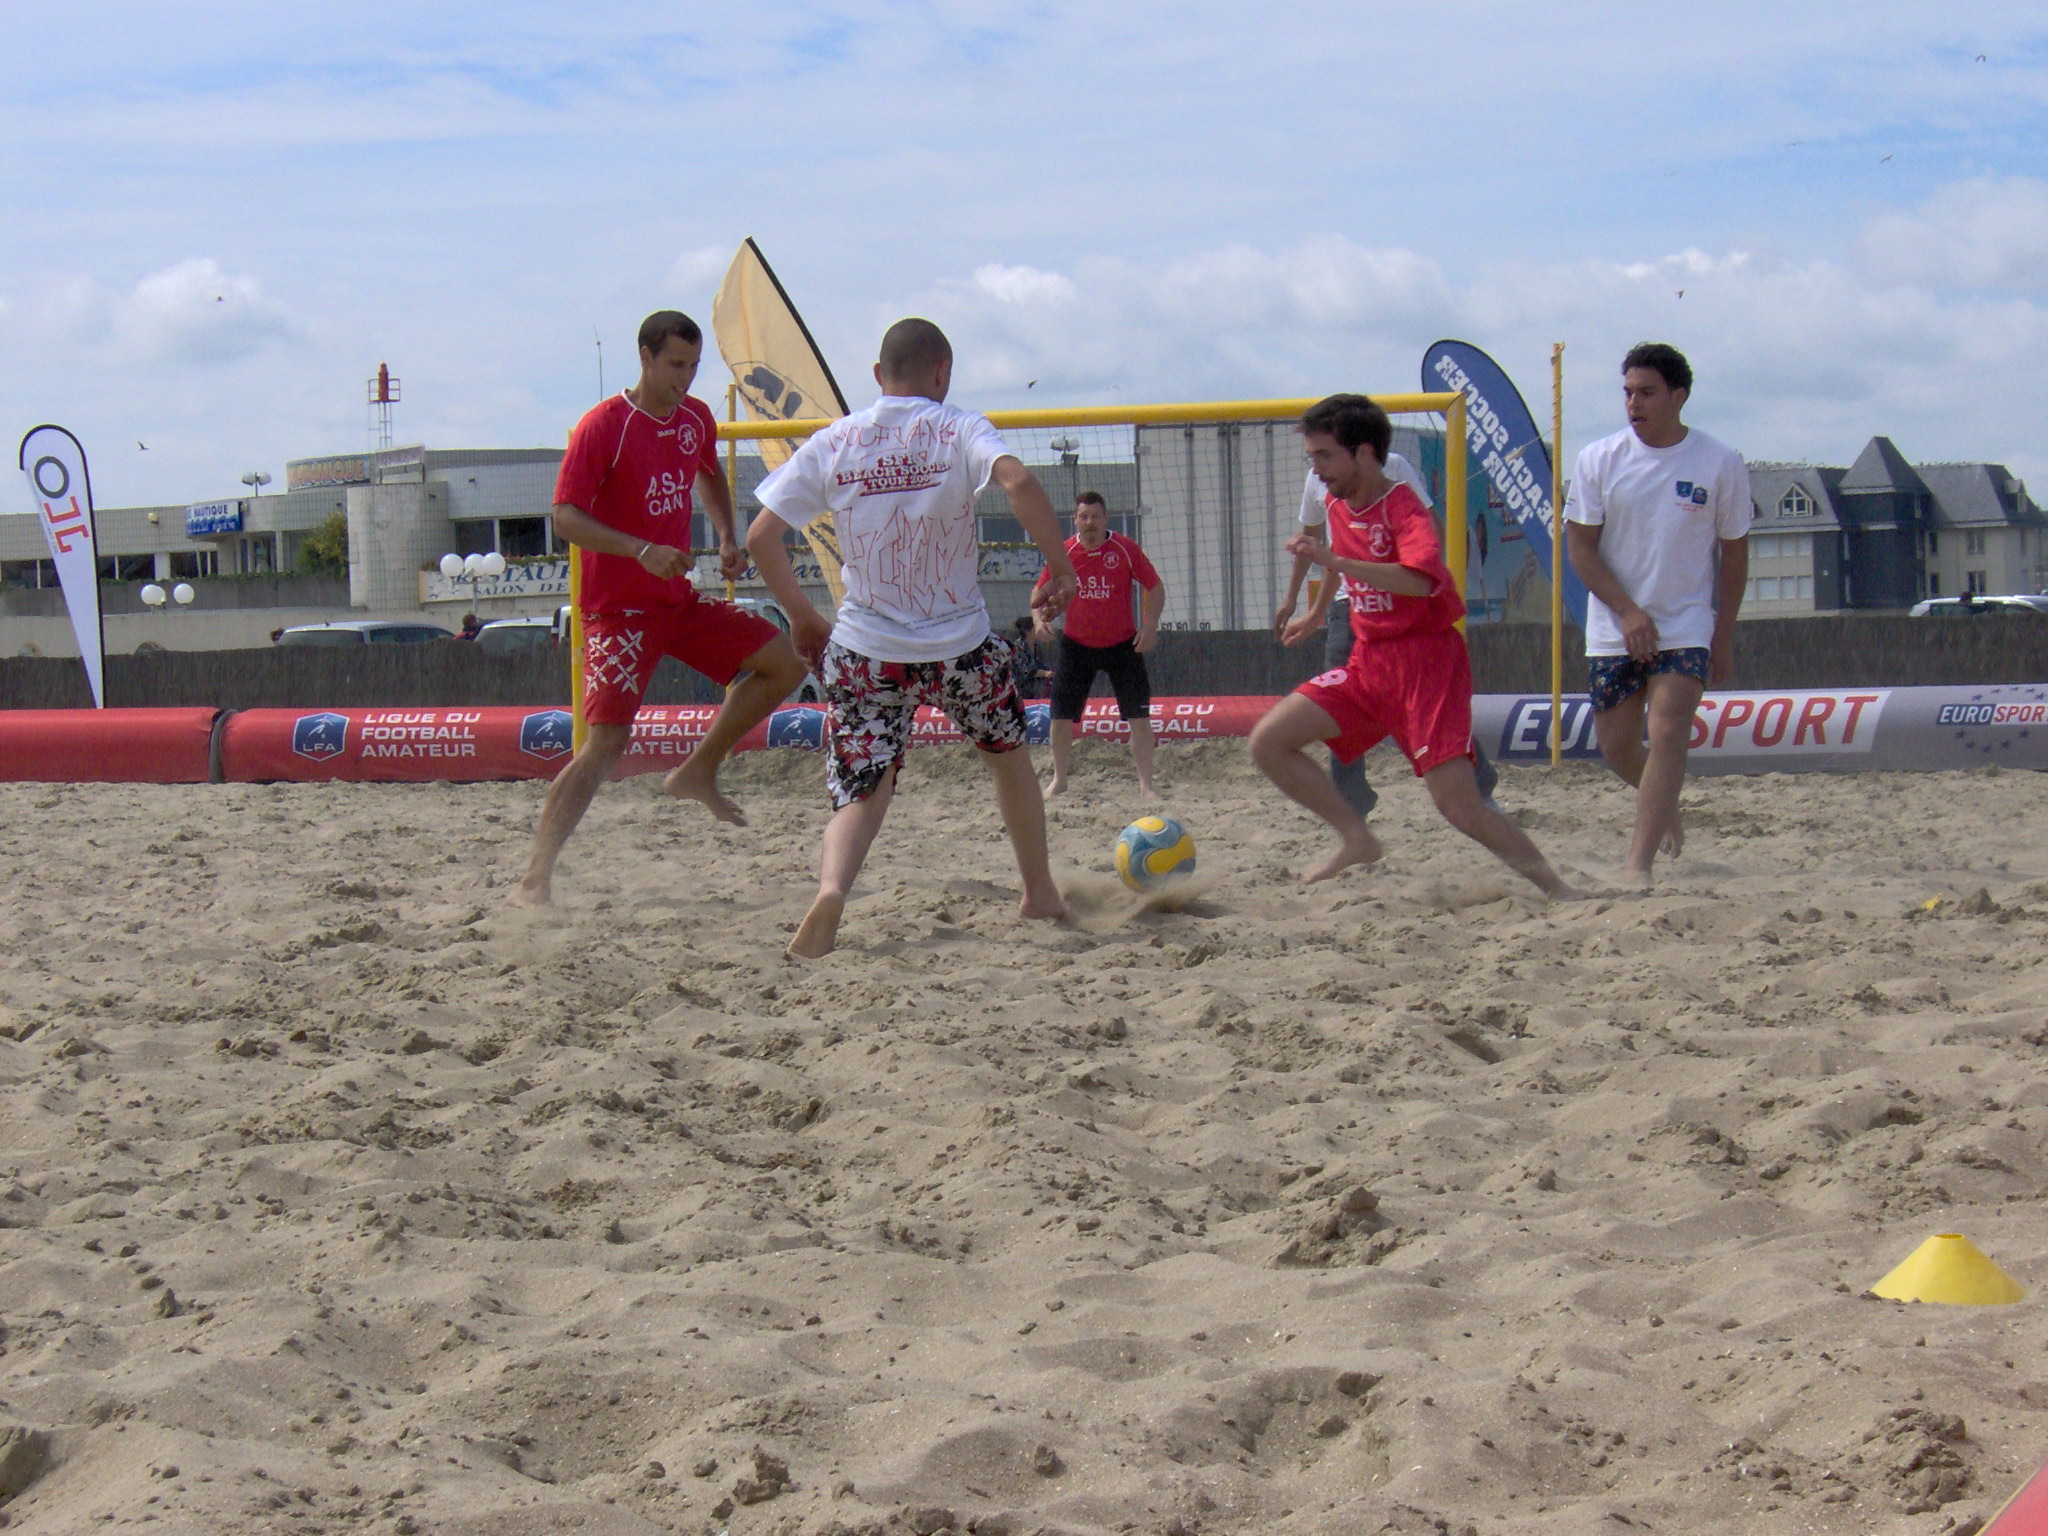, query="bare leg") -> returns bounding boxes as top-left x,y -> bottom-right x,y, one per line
1129,717 -> 1156,797
1624,672 -> 1702,882
1249,695 -> 1383,884
790,767 -> 897,959
1592,682 -> 1689,870
1423,758 -> 1576,898
664,635 -> 807,824
1048,719 -> 1074,795
512,722 -> 633,906
981,745 -> 1067,920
